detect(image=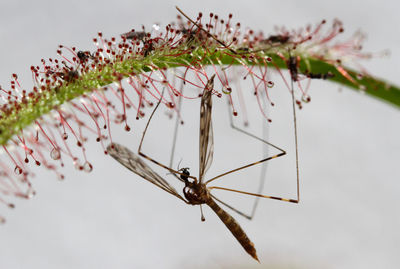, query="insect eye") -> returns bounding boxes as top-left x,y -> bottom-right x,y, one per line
179,167 -> 190,175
